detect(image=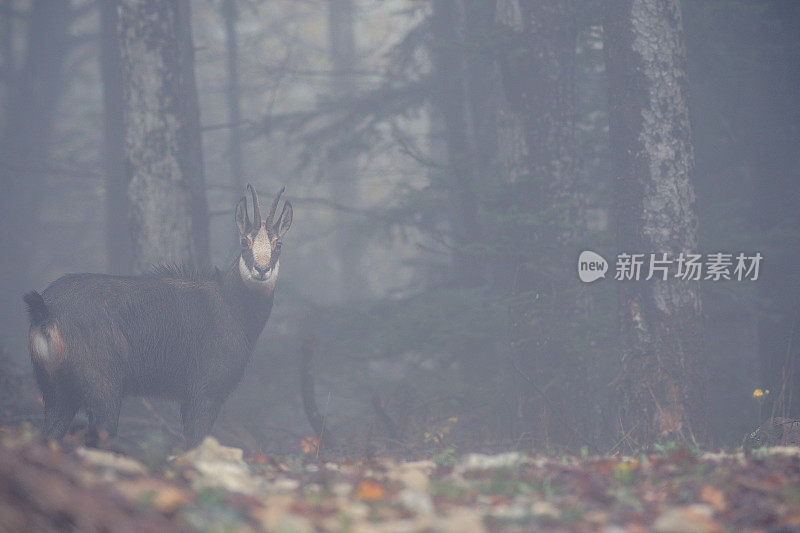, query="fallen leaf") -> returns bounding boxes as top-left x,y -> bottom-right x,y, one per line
386,461 -> 432,492
300,436 -> 319,455
151,486 -> 190,514
254,494 -> 312,533
356,479 -> 387,501
584,509 -> 608,524
116,479 -> 190,515
246,452 -> 268,465
700,484 -> 726,512
781,512 -> 800,528
76,447 -> 147,477
653,505 -> 724,533
435,508 -> 487,533
532,500 -> 560,519
736,474 -> 786,493
174,437 -> 263,495
592,458 -> 617,475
